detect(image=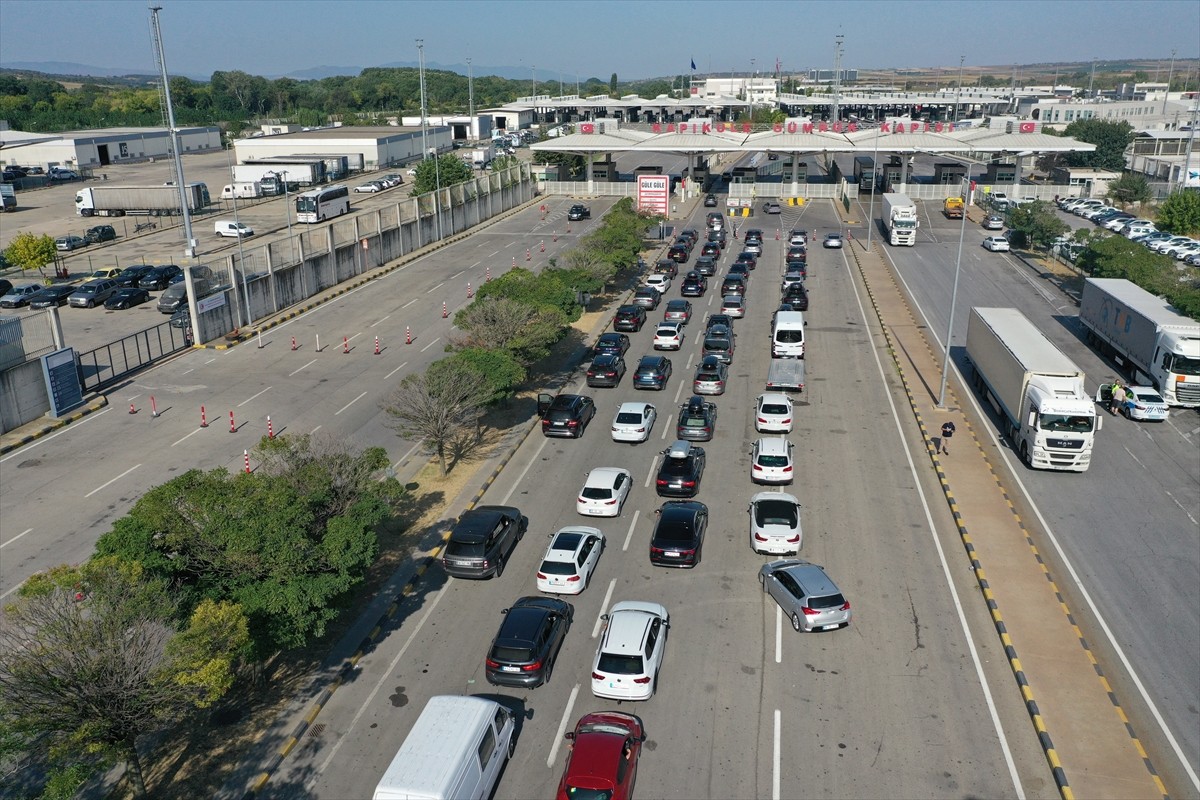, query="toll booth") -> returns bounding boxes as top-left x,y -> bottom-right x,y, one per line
933,163 -> 969,185
591,160 -> 616,181
731,166 -> 758,185
985,163 -> 1017,183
